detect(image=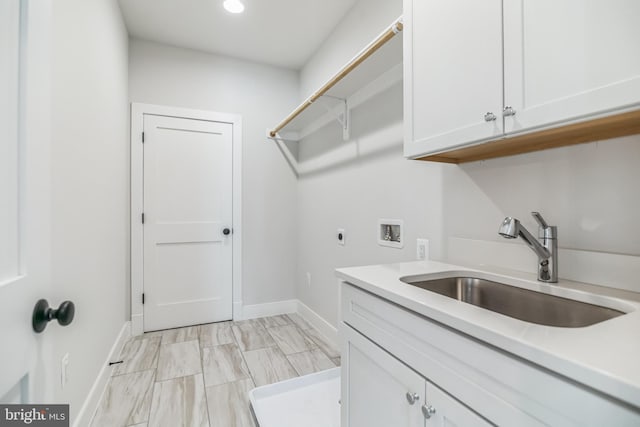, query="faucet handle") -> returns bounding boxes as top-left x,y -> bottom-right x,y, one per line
531,212 -> 549,229
532,212 -> 557,239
